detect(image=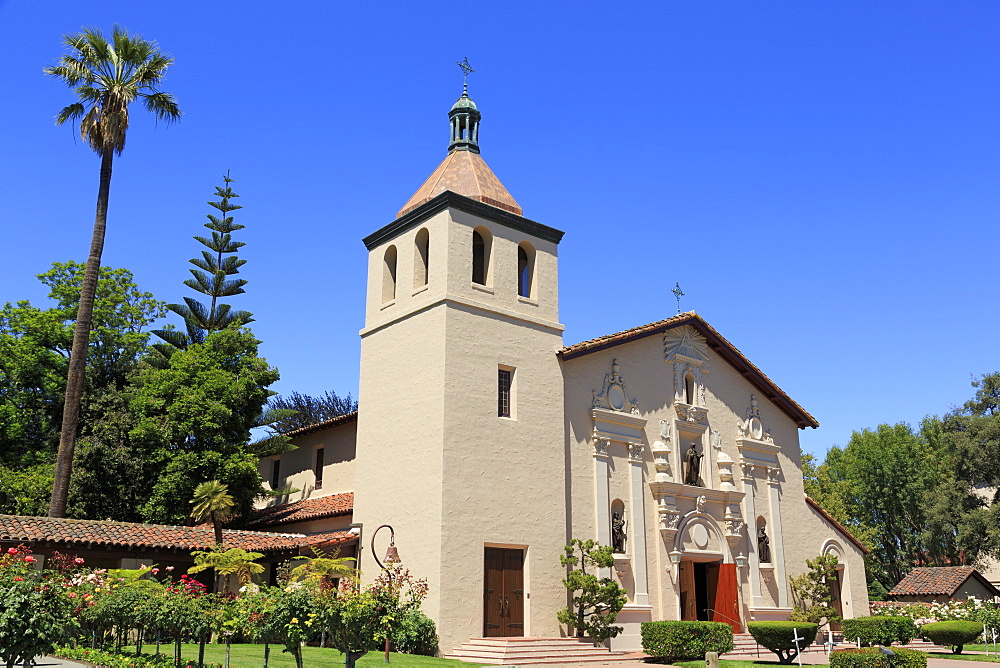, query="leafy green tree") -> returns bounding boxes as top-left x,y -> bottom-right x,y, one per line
788,553 -> 841,627
0,262 -> 164,469
557,539 -> 627,644
128,328 -> 285,524
268,390 -> 359,432
152,172 -> 252,363
190,480 -> 235,545
46,26 -> 180,518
